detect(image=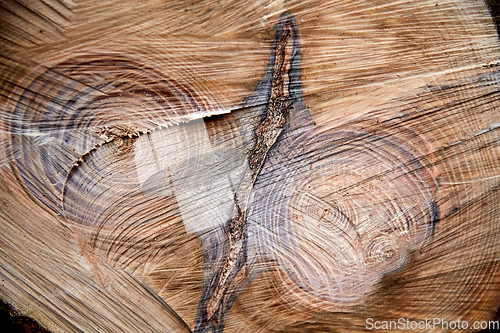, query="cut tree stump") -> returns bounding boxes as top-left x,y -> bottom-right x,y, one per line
1,0 -> 500,332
